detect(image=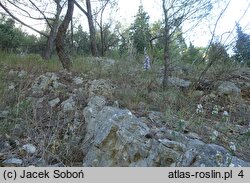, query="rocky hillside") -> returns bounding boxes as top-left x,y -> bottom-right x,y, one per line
0,58 -> 250,167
